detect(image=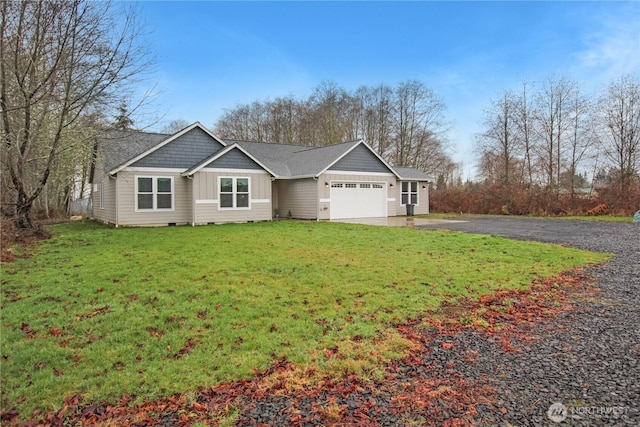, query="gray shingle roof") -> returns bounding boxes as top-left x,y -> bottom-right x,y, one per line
392,166 -> 433,181
232,140 -> 361,178
98,130 -> 170,173
98,124 -> 431,181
